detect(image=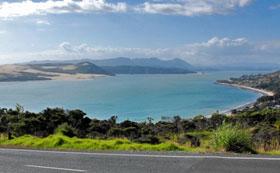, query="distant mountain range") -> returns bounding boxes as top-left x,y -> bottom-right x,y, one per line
101,65 -> 193,74
29,57 -> 196,74
29,57 -> 193,69
29,58 -> 280,72
92,57 -> 194,70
